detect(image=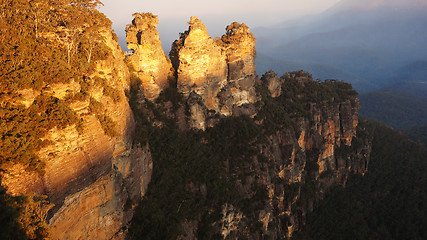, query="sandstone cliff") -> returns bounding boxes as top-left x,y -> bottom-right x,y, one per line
128,66 -> 370,239
1,24 -> 152,240
252,71 -> 367,237
217,22 -> 257,115
170,16 -> 228,113
126,13 -> 173,101
168,17 -> 257,129
123,18 -> 368,240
